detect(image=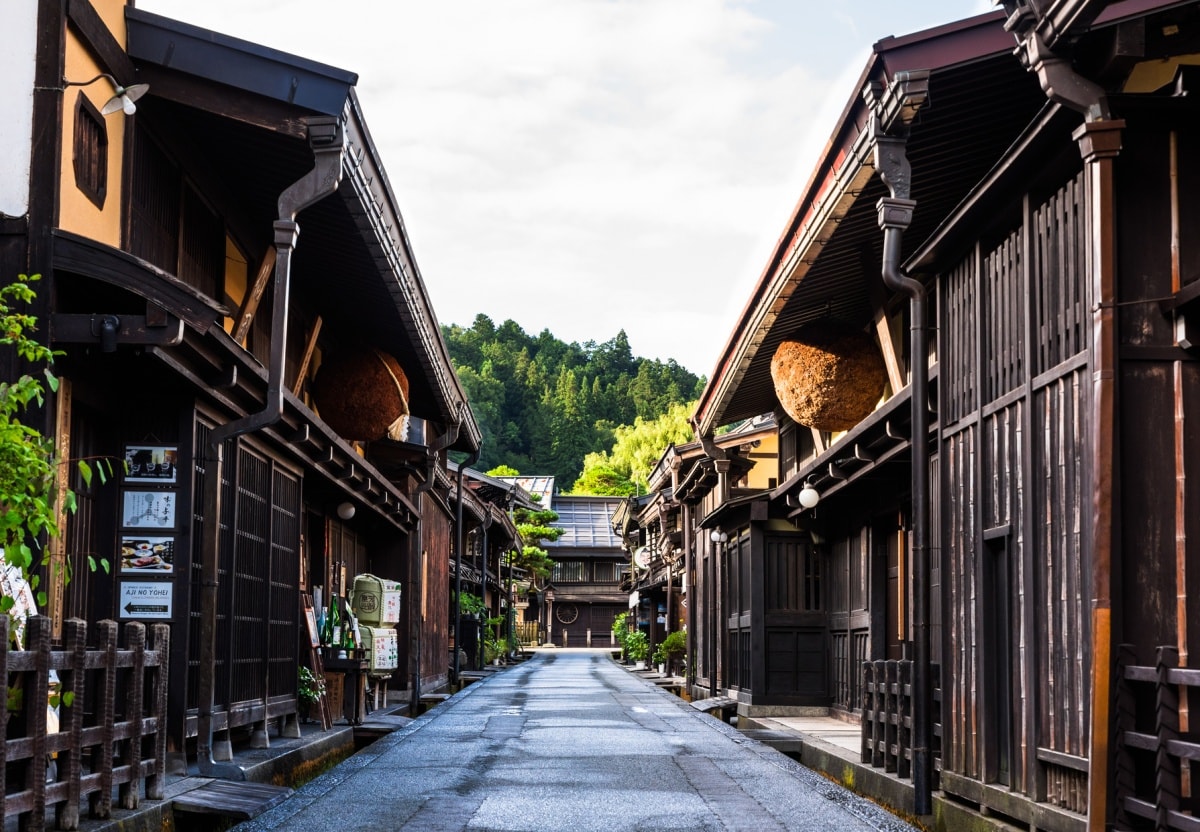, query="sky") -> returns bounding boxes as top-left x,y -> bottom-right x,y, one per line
137,0 -> 992,378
